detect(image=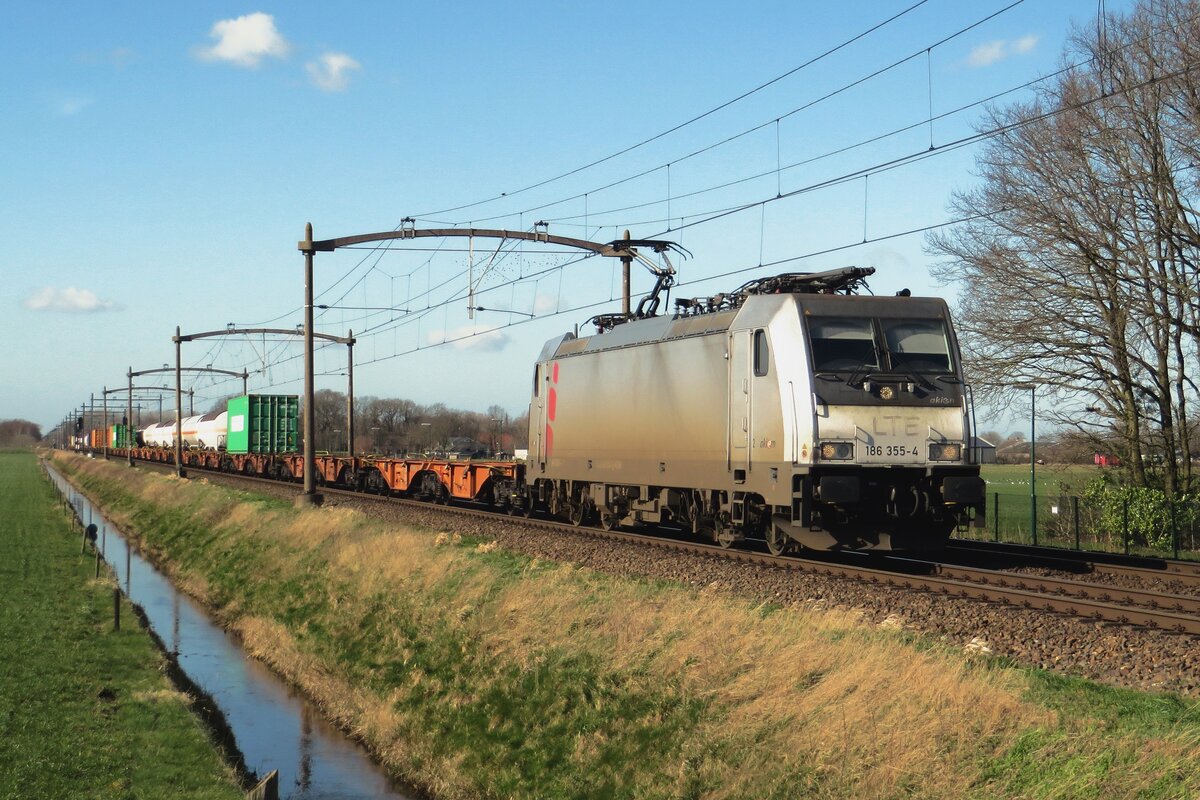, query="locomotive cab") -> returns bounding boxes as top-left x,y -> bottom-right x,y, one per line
787,294 -> 985,551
